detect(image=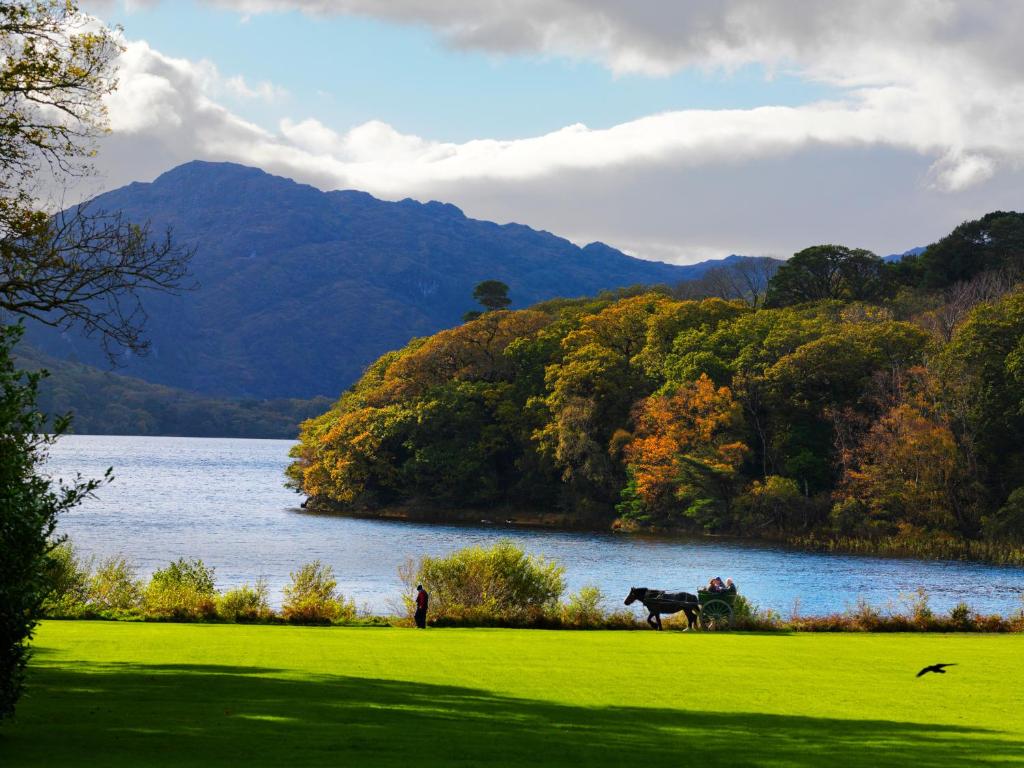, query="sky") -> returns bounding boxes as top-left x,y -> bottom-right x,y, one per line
78,1 -> 1024,264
